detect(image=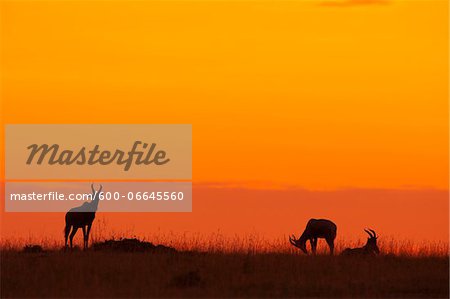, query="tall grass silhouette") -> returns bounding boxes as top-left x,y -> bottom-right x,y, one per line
1,229 -> 448,256
1,221 -> 448,298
